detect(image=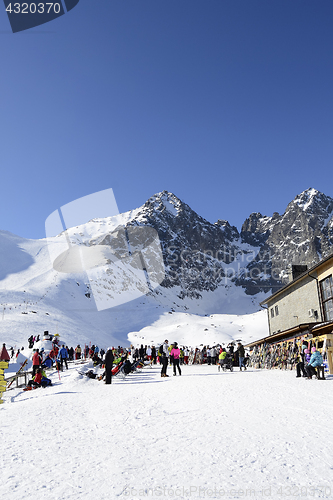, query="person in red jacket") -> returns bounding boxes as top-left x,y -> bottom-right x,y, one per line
25,368 -> 43,389
32,349 -> 42,376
